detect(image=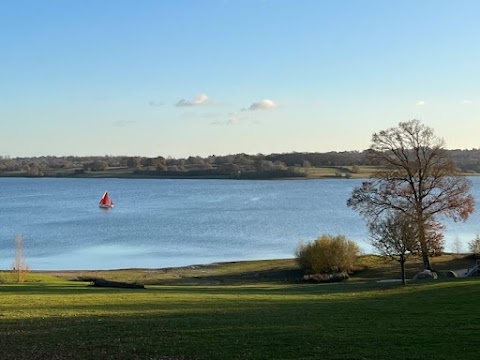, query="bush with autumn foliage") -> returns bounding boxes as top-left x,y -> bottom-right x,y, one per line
296,235 -> 360,275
